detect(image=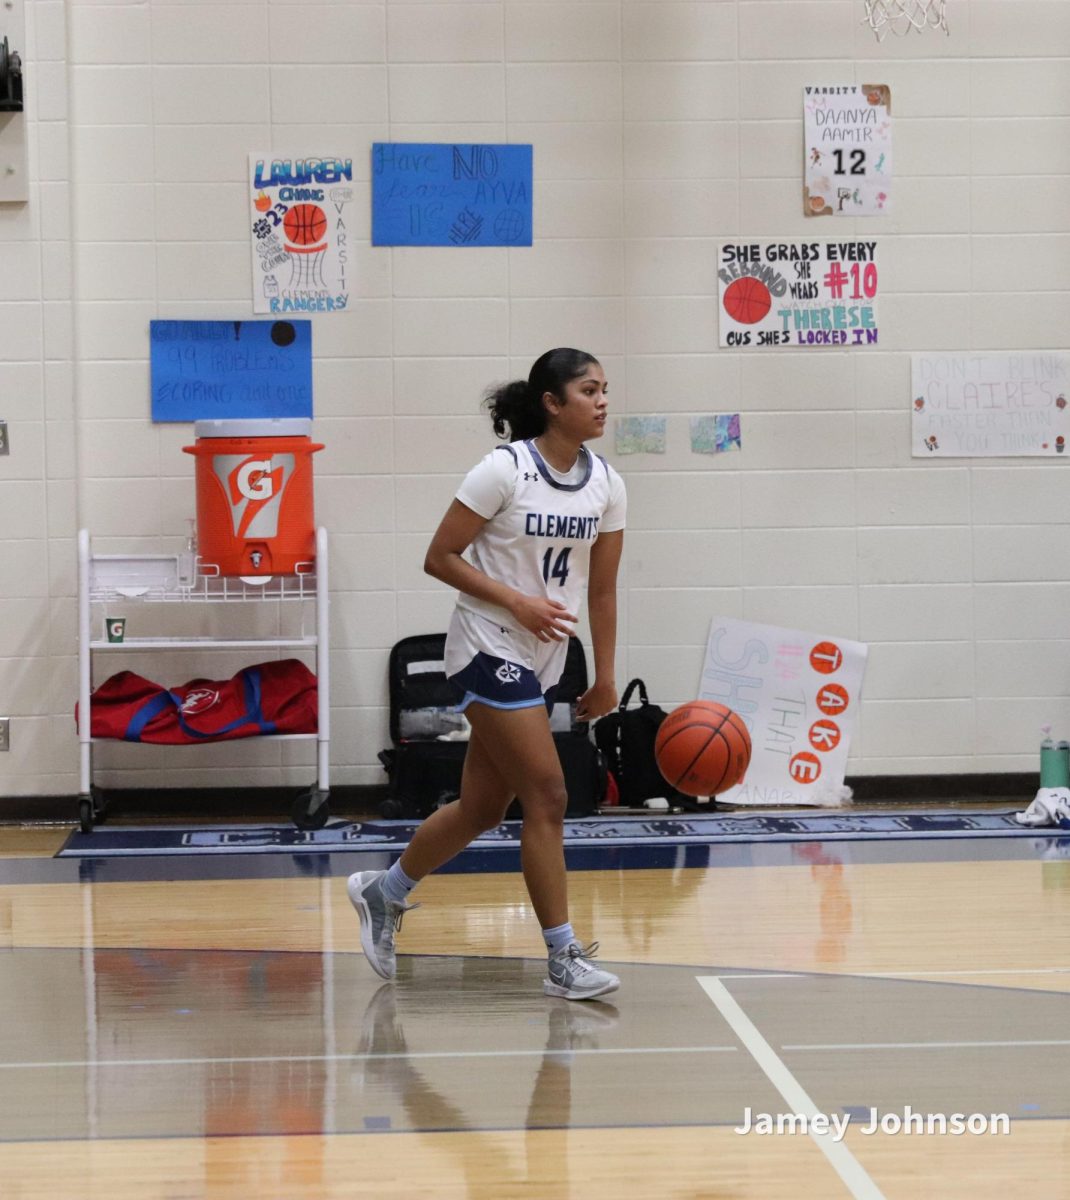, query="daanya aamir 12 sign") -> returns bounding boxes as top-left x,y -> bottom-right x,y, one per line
804,84 -> 892,218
